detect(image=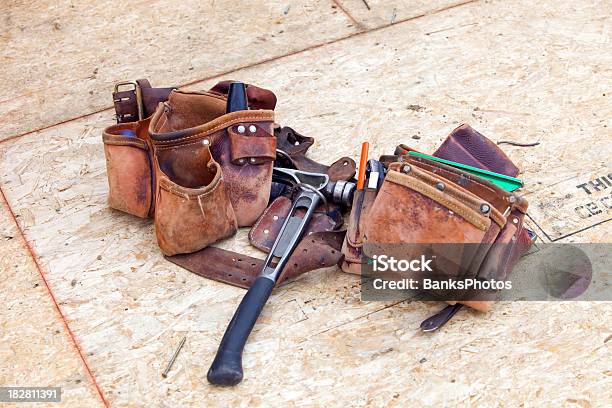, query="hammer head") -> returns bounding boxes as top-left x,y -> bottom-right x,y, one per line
272,167 -> 356,207
272,167 -> 329,191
